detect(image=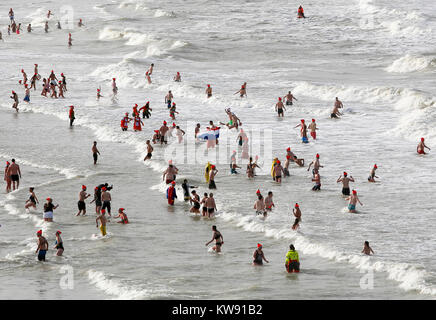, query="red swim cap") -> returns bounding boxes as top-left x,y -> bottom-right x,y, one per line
278,97 -> 281,101
257,243 -> 262,248
316,153 -> 319,158
25,84 -> 28,87
286,147 -> 291,151
352,190 -> 357,195
82,185 -> 86,190
172,123 -> 176,127
256,189 -> 261,194
163,121 -> 167,125
171,181 -> 176,185
46,198 -> 51,201
125,112 -> 128,115
301,119 -> 305,123
134,104 -> 138,107
51,70 -> 54,73
21,69 -> 24,72
12,91 -> 15,94
113,78 -> 116,80
61,73 -> 64,76
37,230 -> 42,235
119,208 -> 125,211
207,84 -> 210,87
276,160 -> 281,164
343,172 -> 347,176
295,203 -> 299,208
154,130 -> 159,133
374,164 -> 377,169
56,230 -> 62,234
312,119 -> 315,122
211,165 -> 216,169
421,137 -> 425,142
